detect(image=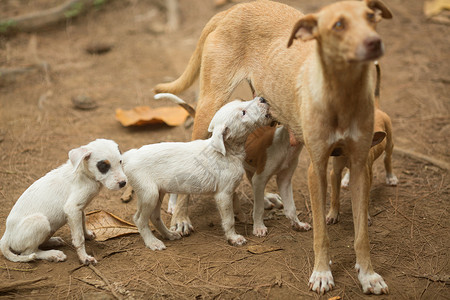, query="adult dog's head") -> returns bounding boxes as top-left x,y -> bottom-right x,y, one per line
208,97 -> 271,156
288,0 -> 392,63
